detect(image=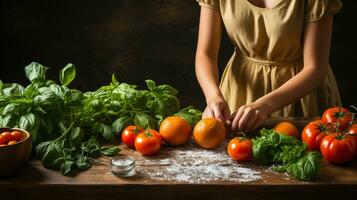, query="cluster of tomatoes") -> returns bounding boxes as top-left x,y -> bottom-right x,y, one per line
0,130 -> 24,147
226,106 -> 357,164
121,116 -> 192,156
121,116 -> 227,155
302,107 -> 356,165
